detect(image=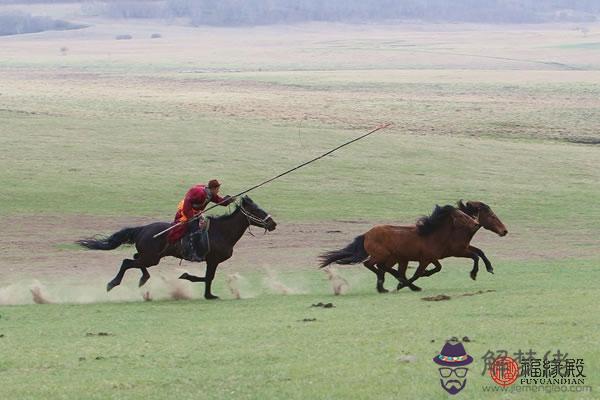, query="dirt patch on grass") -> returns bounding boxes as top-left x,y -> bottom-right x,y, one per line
461,289 -> 496,297
422,289 -> 497,302
565,137 -> 600,145
422,294 -> 452,302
